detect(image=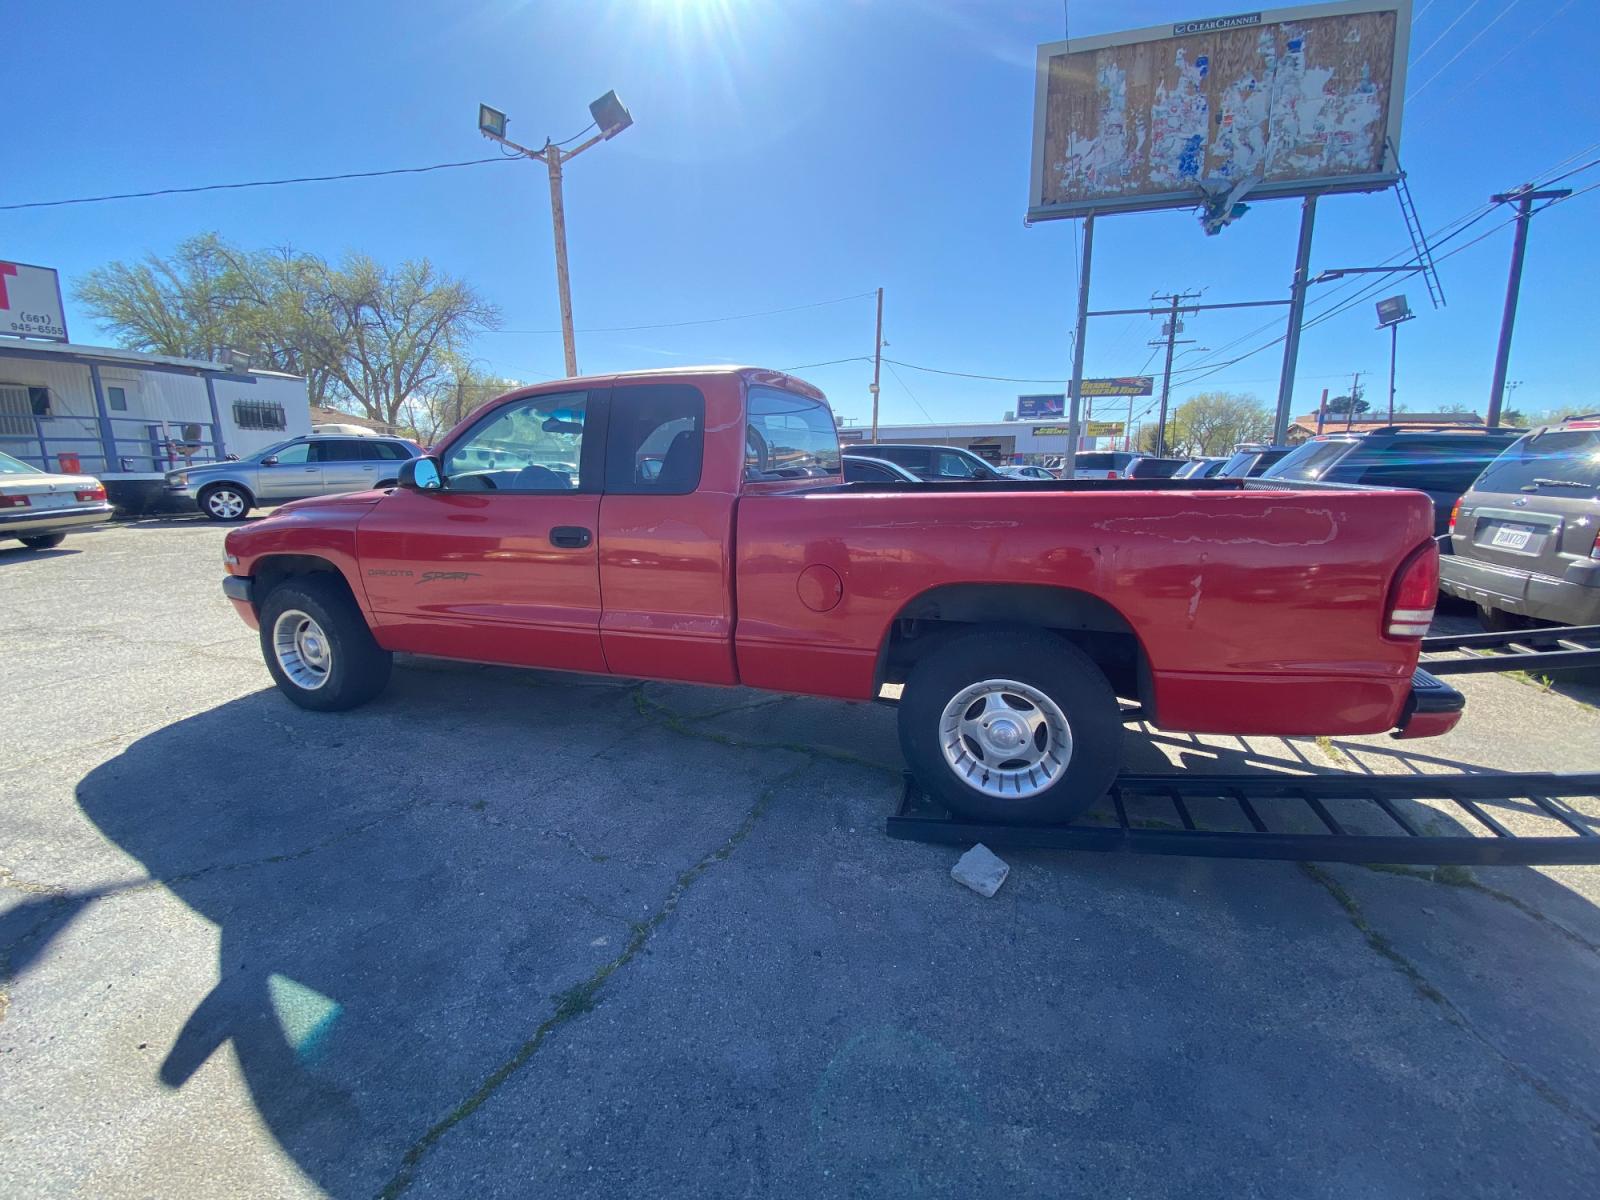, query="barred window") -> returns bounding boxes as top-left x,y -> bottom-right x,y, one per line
234,398 -> 287,431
